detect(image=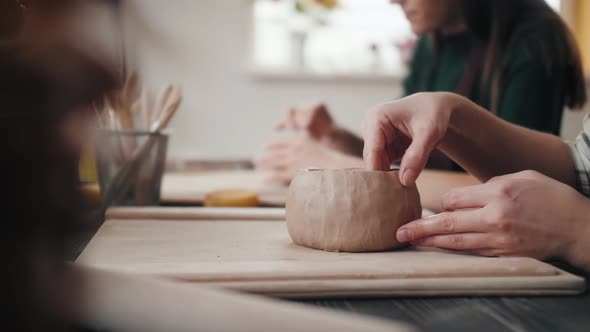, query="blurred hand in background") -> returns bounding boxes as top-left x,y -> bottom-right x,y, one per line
274,103 -> 336,141
256,103 -> 364,183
